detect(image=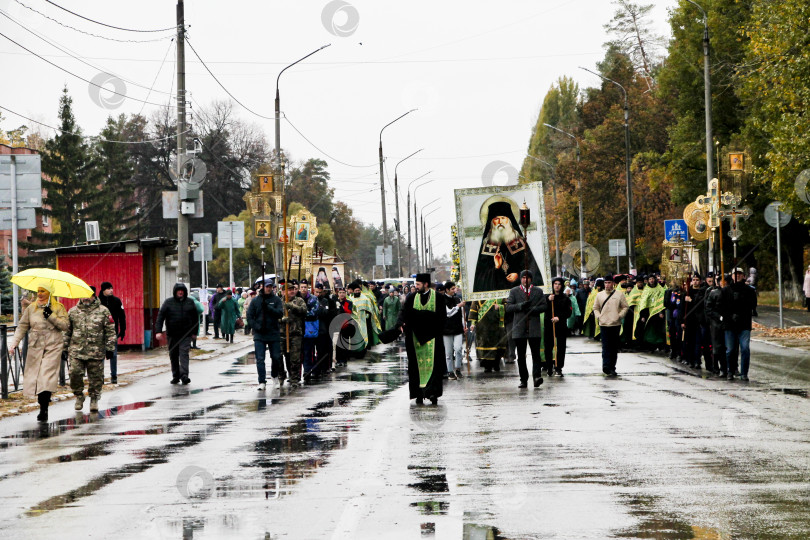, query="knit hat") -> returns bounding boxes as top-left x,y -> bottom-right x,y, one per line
100,281 -> 113,293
